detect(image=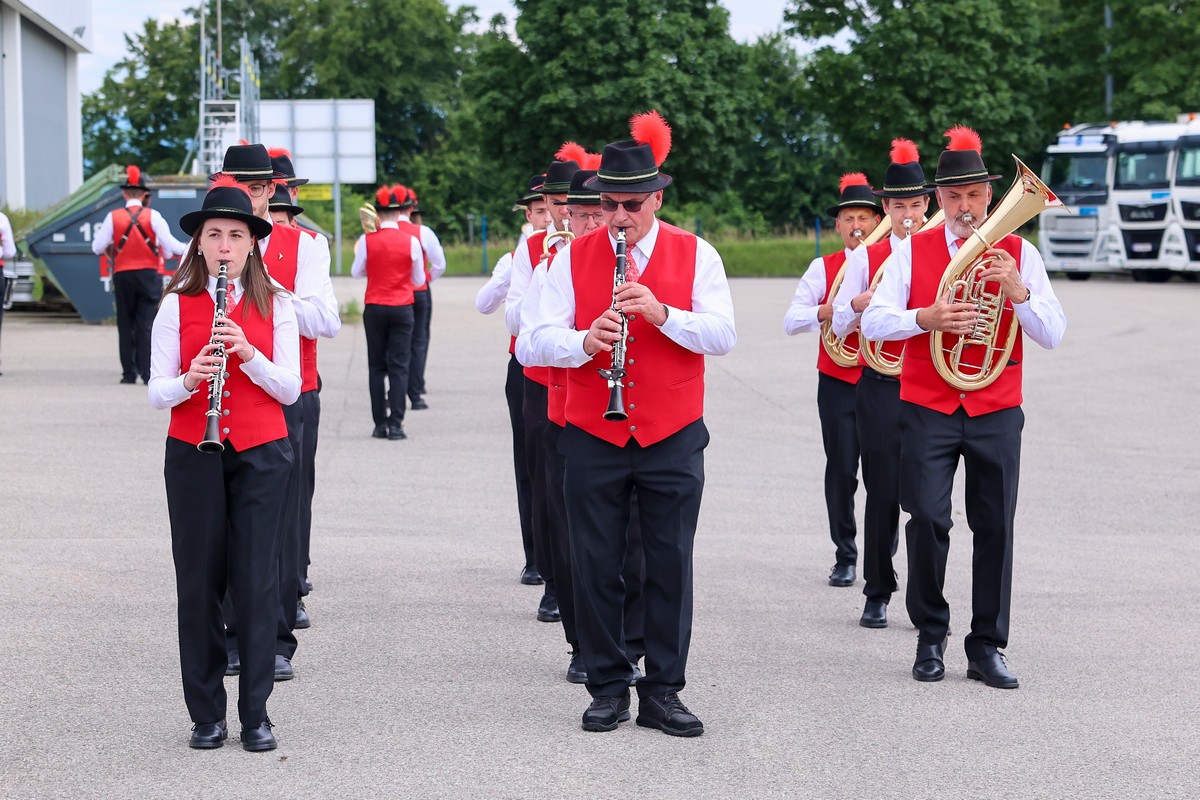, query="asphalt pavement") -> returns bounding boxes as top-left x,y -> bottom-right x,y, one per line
0,275 -> 1196,799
